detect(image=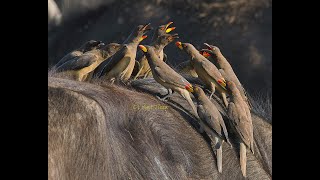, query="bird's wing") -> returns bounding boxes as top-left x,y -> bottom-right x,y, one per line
200,59 -> 226,87
55,51 -> 83,68
92,55 -> 114,78
219,69 -> 231,81
153,63 -> 191,89
198,104 -> 223,137
228,102 -> 252,146
99,46 -> 128,77
56,53 -> 98,71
